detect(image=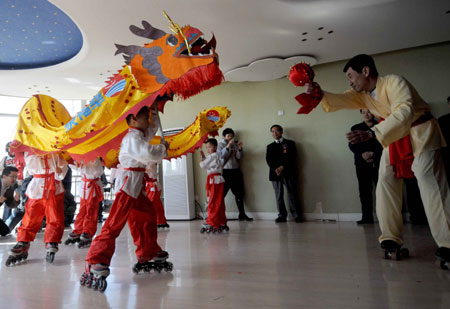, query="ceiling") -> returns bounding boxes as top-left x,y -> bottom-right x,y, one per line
0,0 -> 449,100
